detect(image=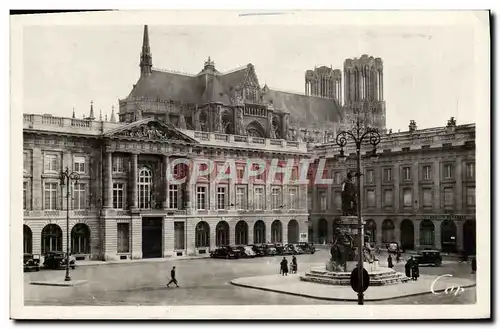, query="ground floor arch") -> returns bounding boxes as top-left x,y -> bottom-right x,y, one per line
216,221 -> 230,246
254,220 -> 266,244
463,220 -> 476,255
317,218 -> 328,244
41,224 -> 63,253
364,219 -> 377,244
381,219 -> 395,244
420,219 -> 435,247
24,225 -> 32,254
400,219 -> 414,250
195,221 -> 210,248
441,220 -> 457,253
235,221 -> 248,245
71,223 -> 91,254
271,220 -> 283,243
288,220 -> 299,244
